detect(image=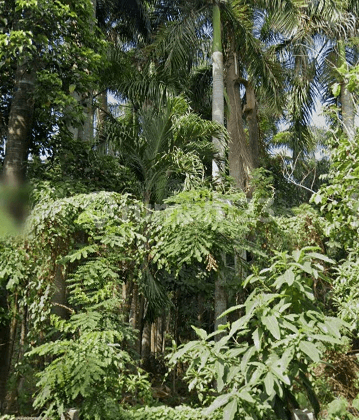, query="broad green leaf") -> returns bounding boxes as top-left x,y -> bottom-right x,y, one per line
238,390 -> 255,403
170,340 -> 198,362
274,268 -> 295,288
262,314 -> 281,340
229,315 -> 250,337
309,334 -> 342,345
292,249 -> 302,262
241,346 -> 256,373
264,371 -> 275,396
221,303 -> 245,317
307,252 -> 335,264
323,317 -> 349,337
199,349 -> 210,370
227,365 -> 241,383
271,365 -> 291,385
299,341 -> 320,363
192,326 -> 208,340
252,327 -> 263,351
215,360 -> 225,392
280,348 -> 294,369
224,398 -> 237,420
203,393 -> 231,415
248,362 -> 266,385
